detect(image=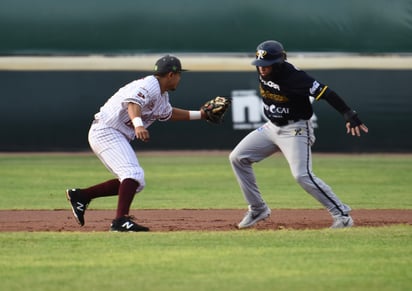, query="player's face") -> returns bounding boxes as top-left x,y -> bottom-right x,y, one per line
167,72 -> 182,91
258,66 -> 272,78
